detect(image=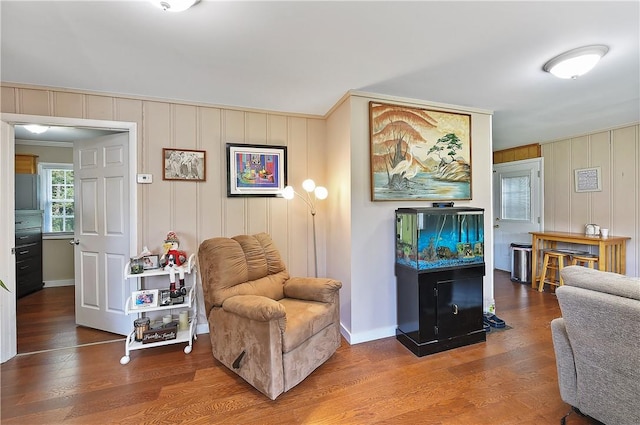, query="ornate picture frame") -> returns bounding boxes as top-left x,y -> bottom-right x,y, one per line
226,143 -> 287,197
370,102 -> 472,201
162,148 -> 206,181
